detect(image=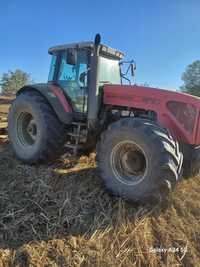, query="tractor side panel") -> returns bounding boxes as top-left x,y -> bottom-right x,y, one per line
195,112 -> 200,144
103,84 -> 200,145
17,83 -> 73,124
